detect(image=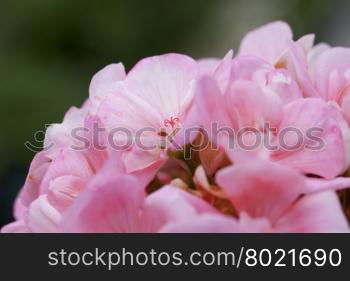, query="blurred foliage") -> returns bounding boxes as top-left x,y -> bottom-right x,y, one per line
0,0 -> 347,226
0,0 -> 217,170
